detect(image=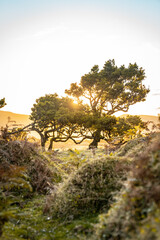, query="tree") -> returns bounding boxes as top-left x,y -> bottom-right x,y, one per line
30,94 -> 83,150
0,98 -> 6,109
111,115 -> 146,142
72,113 -> 117,148
65,59 -> 149,148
